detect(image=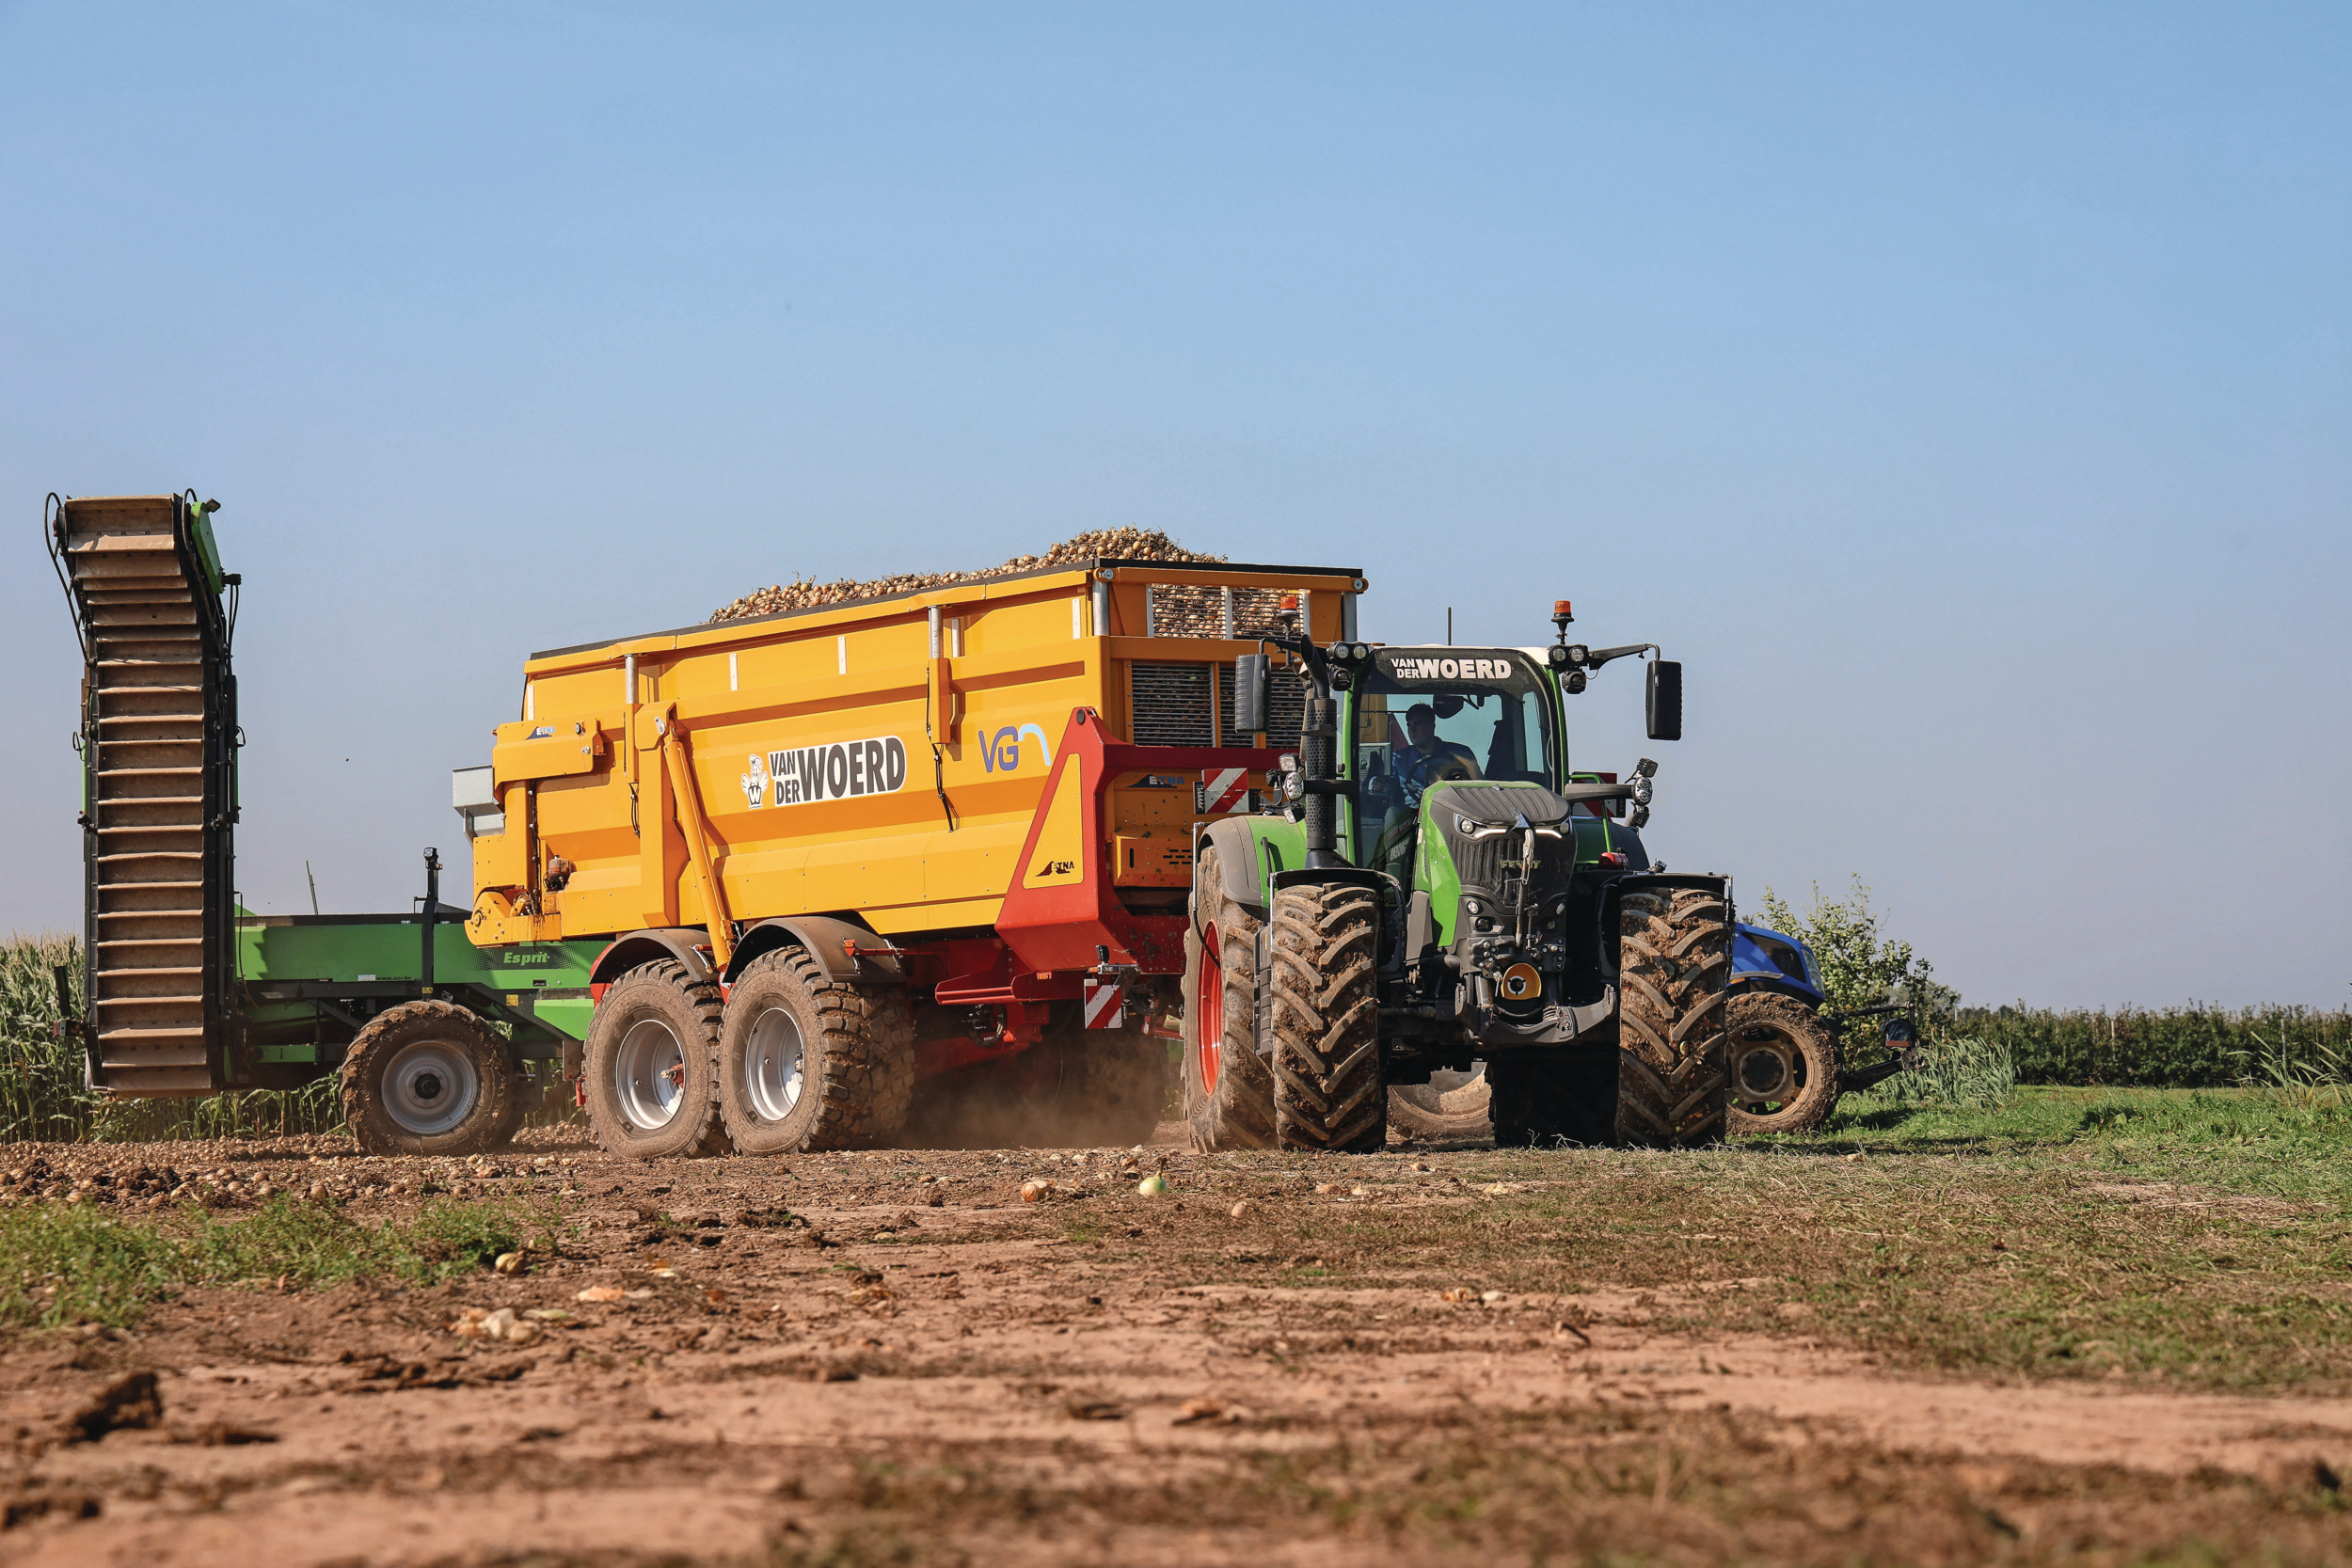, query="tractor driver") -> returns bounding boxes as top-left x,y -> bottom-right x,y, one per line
1395,702 -> 1481,801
